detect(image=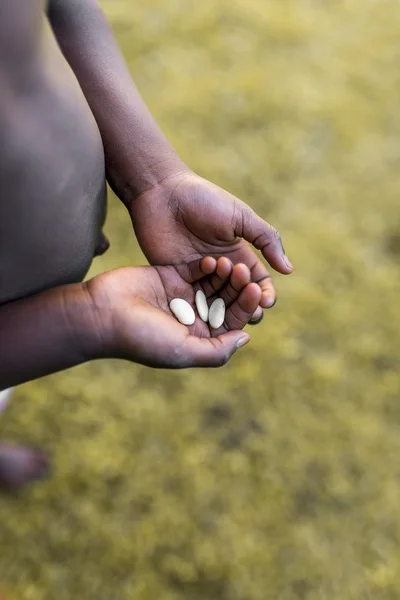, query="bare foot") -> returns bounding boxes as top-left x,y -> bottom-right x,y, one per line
0,444 -> 50,489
